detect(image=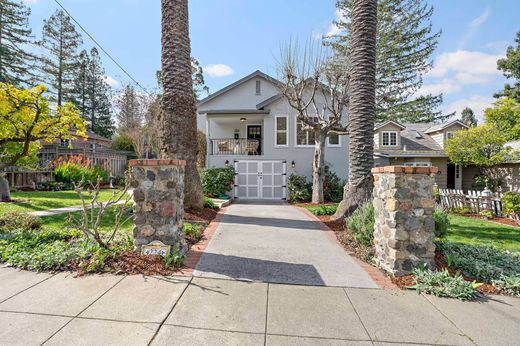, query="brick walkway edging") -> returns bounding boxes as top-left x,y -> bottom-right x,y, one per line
177,205 -> 229,276
297,206 -> 397,289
